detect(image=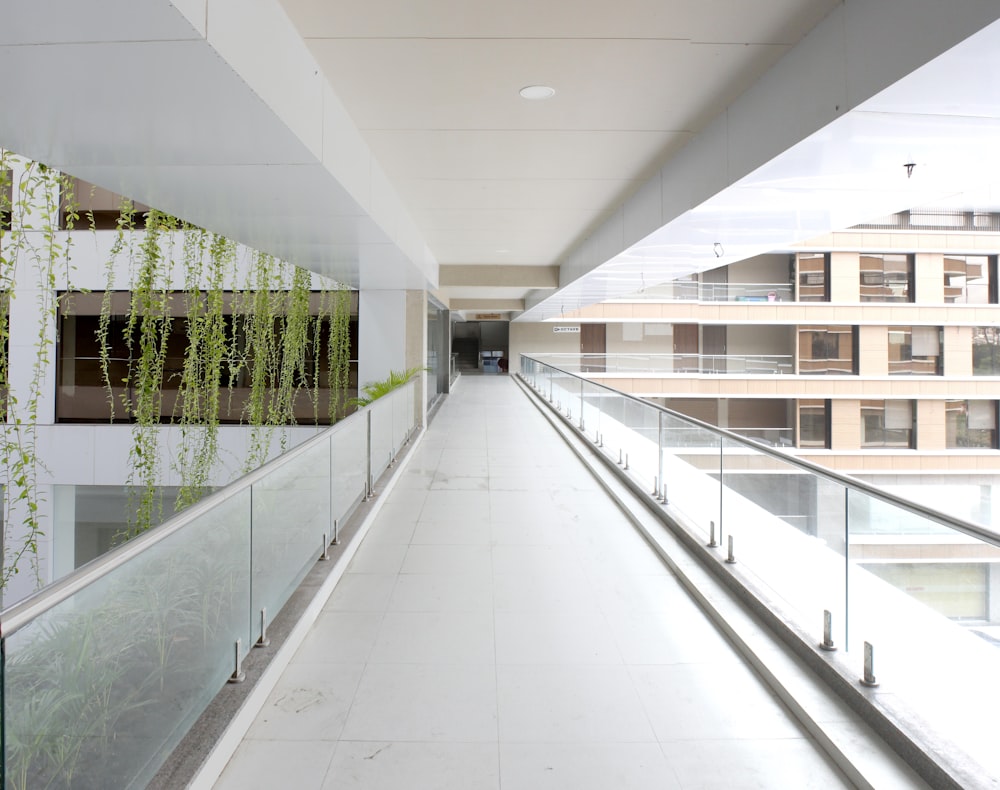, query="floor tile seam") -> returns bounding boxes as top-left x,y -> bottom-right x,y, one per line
299,692 -> 353,789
